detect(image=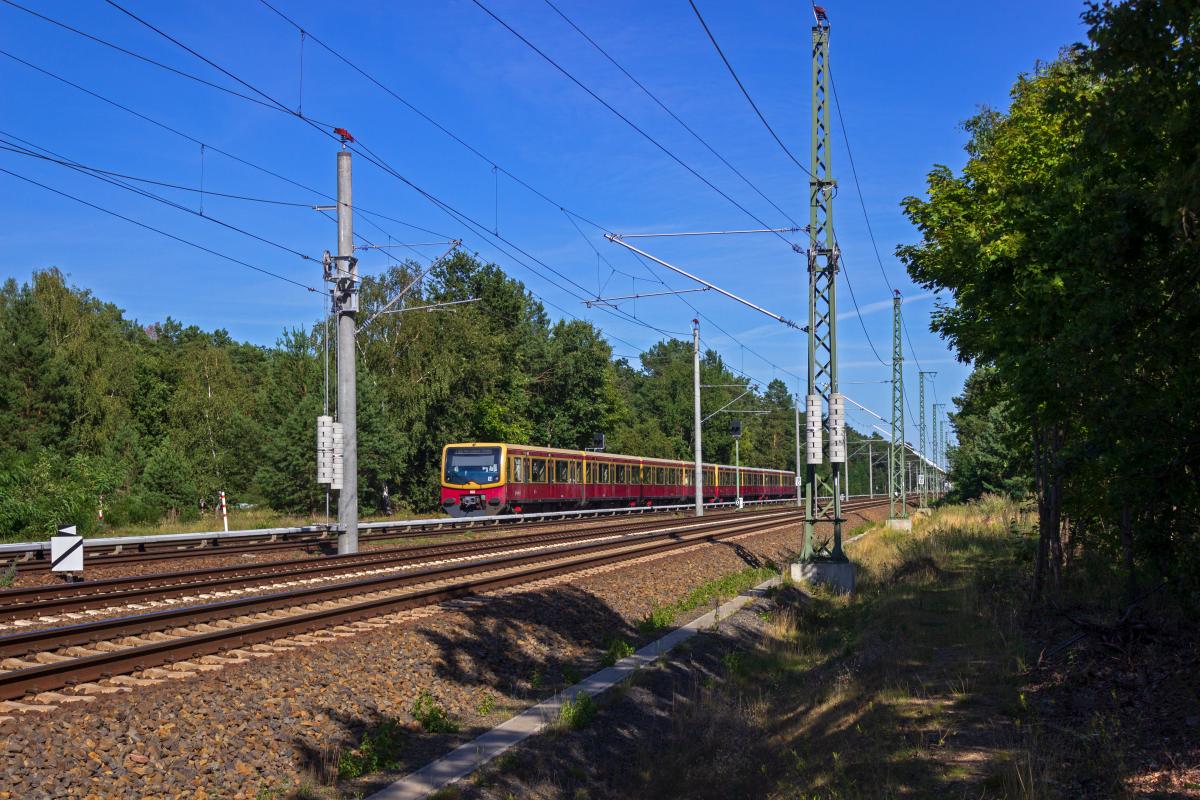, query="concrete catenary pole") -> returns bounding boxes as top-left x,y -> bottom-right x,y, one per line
693,320 -> 704,517
336,145 -> 358,554
794,403 -> 803,507
735,437 -> 740,503
868,440 -> 874,498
